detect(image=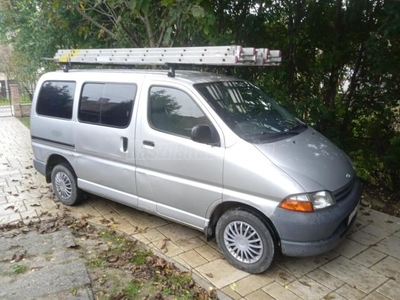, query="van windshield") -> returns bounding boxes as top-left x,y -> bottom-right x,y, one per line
194,81 -> 306,142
